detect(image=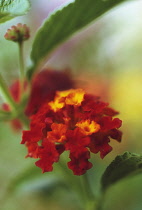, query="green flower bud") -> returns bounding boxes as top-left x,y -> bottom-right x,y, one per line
4,23 -> 30,43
